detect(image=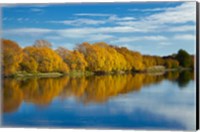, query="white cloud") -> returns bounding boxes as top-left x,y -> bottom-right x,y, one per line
168,25 -> 195,32
111,36 -> 167,43
87,34 -> 114,41
47,2 -> 195,33
108,15 -> 135,21
56,26 -> 148,39
49,18 -> 106,26
49,15 -> 135,26
119,2 -> 196,33
75,13 -> 113,17
174,34 -> 195,40
3,2 -> 196,50
145,2 -> 195,24
128,7 -> 168,12
3,28 -> 53,36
